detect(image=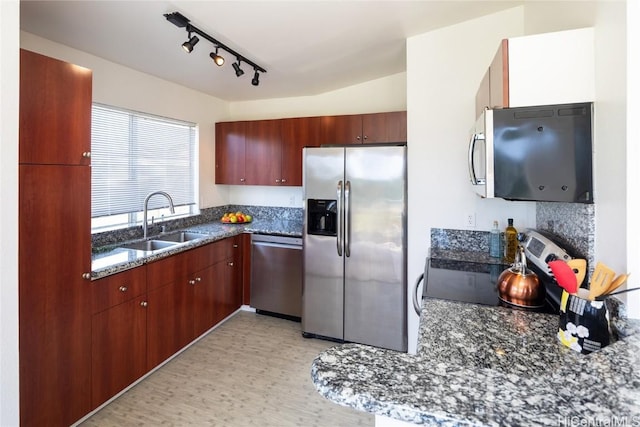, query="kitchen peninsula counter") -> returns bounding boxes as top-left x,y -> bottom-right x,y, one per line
91,218 -> 302,279
311,298 -> 640,426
